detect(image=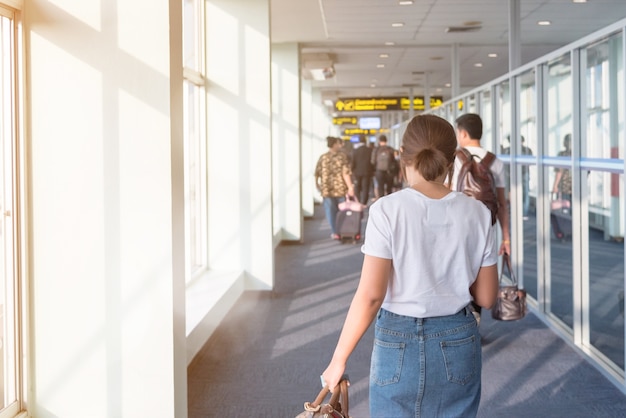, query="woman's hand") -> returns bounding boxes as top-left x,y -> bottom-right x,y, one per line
322,360 -> 346,393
